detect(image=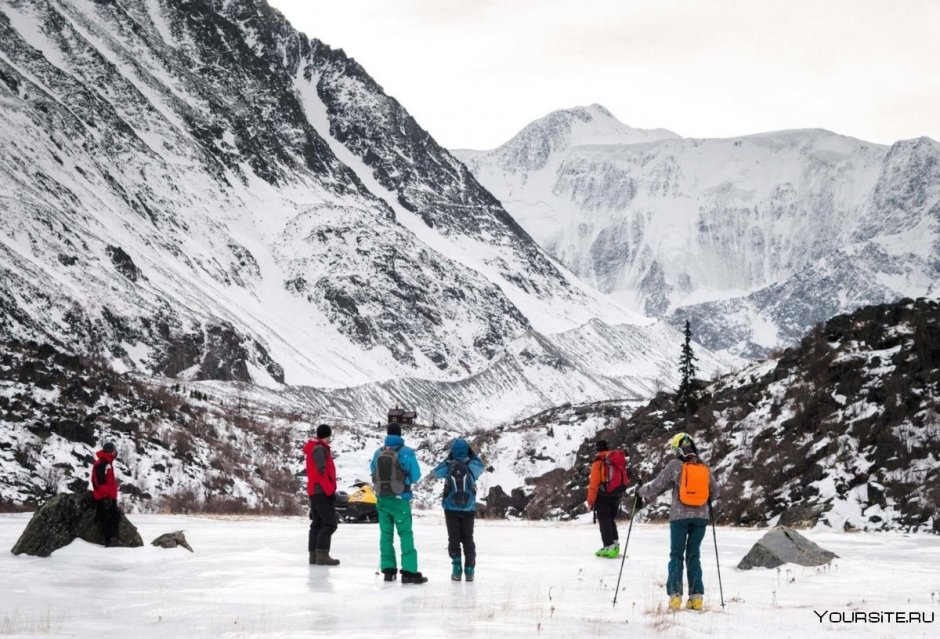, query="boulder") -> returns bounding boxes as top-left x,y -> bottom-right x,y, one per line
151,531 -> 193,552
737,526 -> 838,570
10,491 -> 143,557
